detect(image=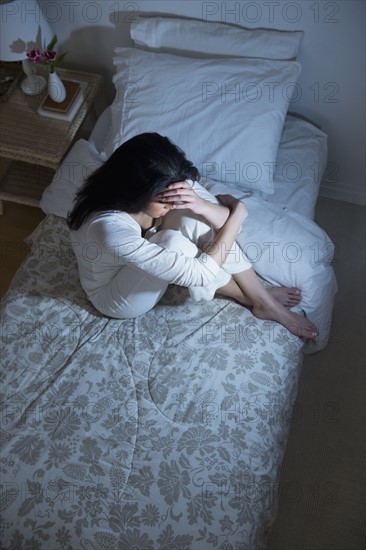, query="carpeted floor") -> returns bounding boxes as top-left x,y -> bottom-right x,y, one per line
268,196 -> 366,550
